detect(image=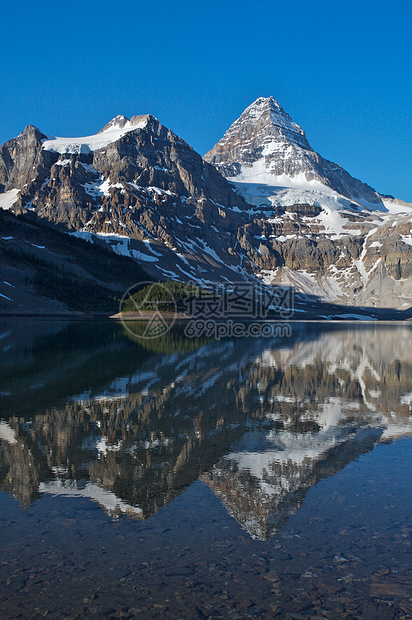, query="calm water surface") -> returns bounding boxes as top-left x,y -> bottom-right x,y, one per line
1,320 -> 412,619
